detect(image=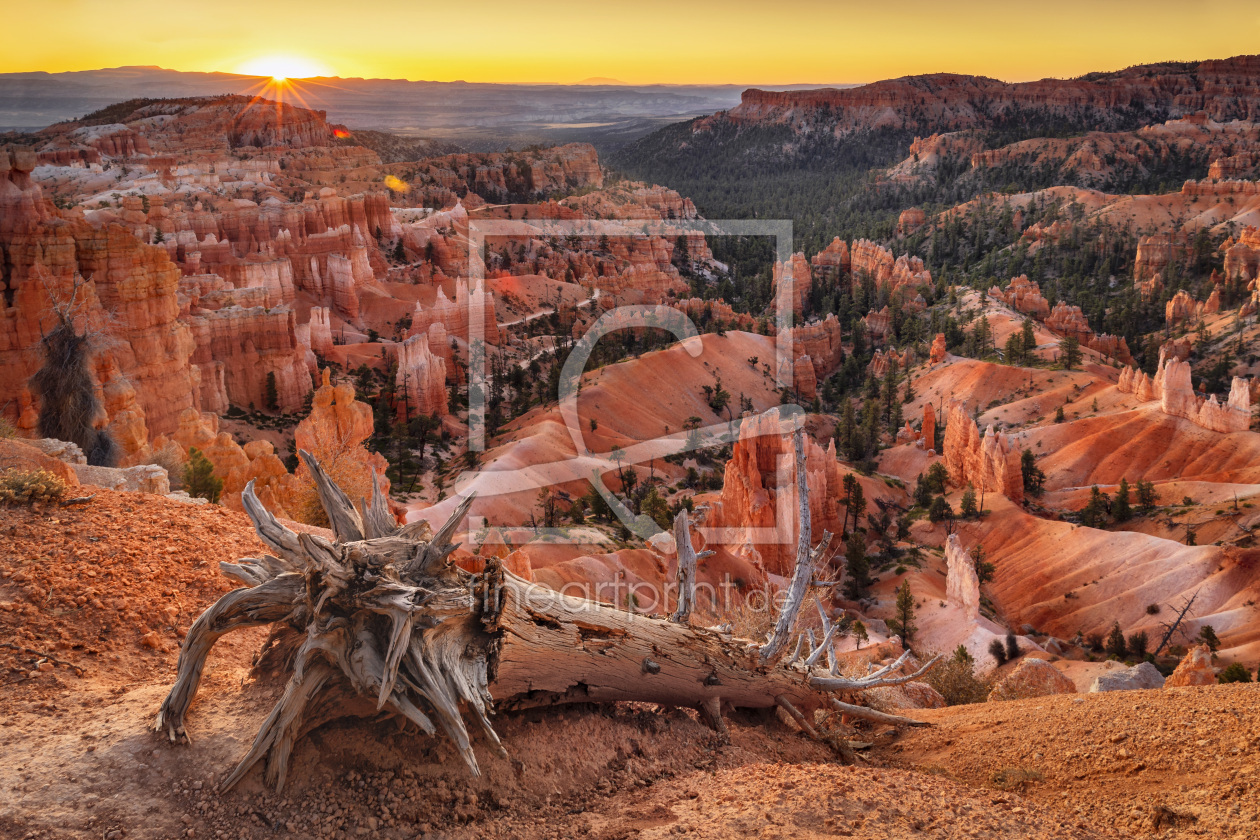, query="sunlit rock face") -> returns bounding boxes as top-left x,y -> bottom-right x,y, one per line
942,399 -> 1023,503
393,333 -> 448,419
990,275 -> 1050,319
706,408 -> 847,579
0,151 -> 202,440
721,58 -> 1260,131
1119,350 -> 1252,434
945,534 -> 980,623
